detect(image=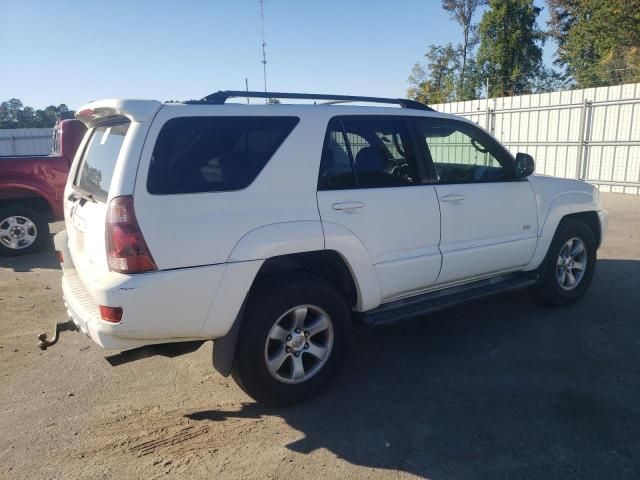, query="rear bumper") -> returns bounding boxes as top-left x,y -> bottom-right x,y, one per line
54,230 -> 262,351
62,270 -> 148,349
